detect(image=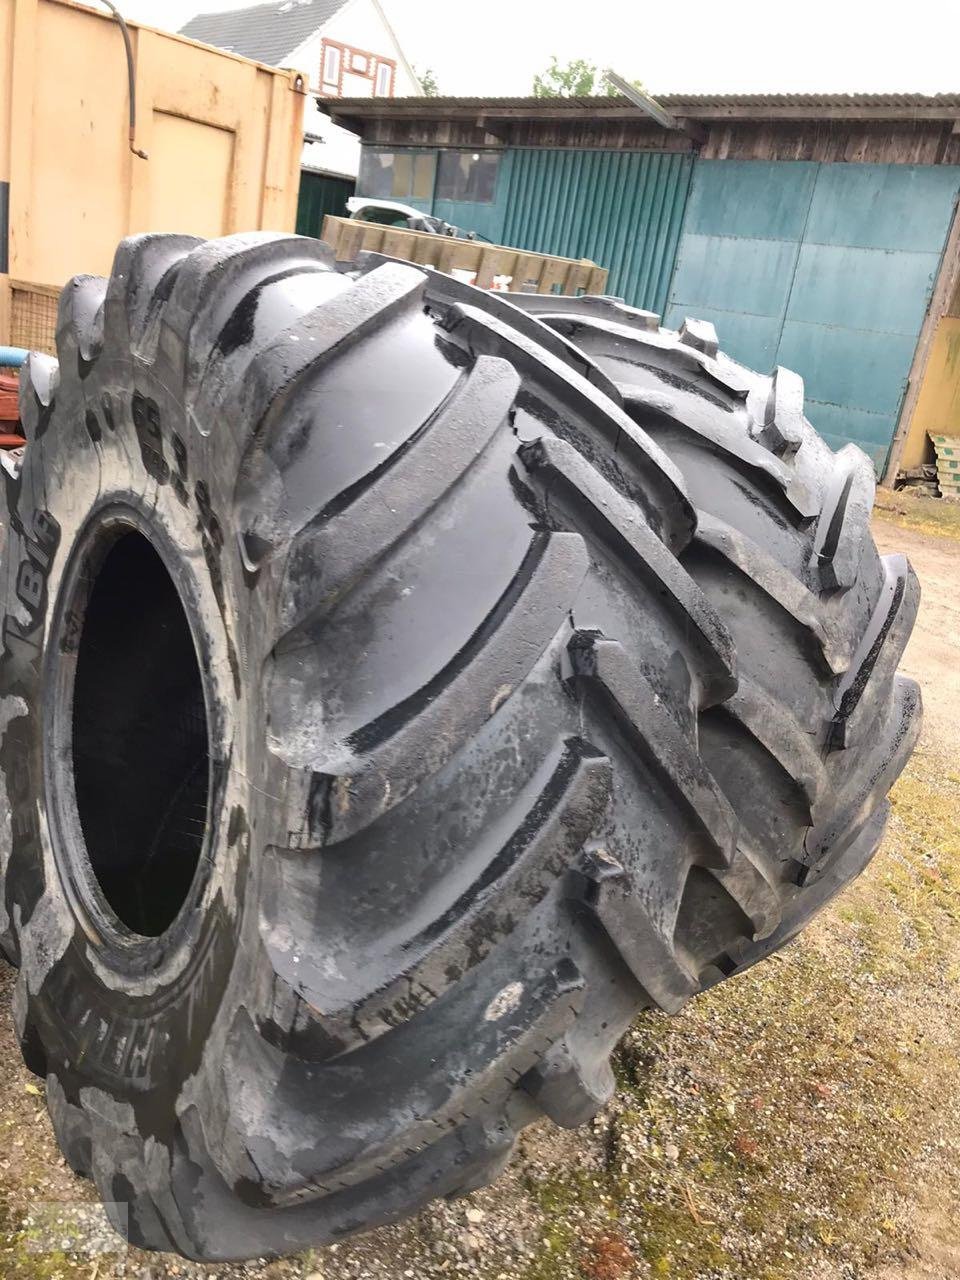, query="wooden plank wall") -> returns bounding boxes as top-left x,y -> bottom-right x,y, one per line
346,115 -> 960,164
701,121 -> 960,164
